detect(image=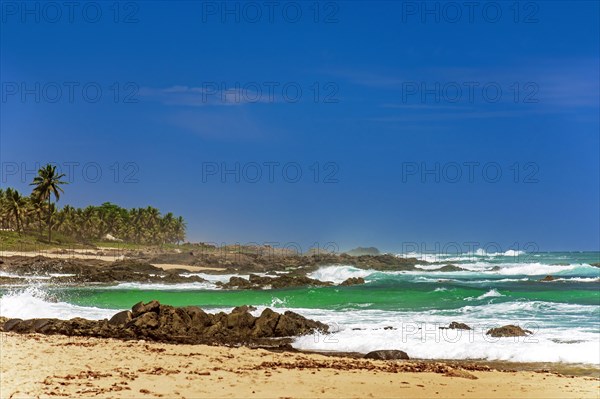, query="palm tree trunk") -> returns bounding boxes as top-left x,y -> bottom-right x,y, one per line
48,196 -> 51,243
